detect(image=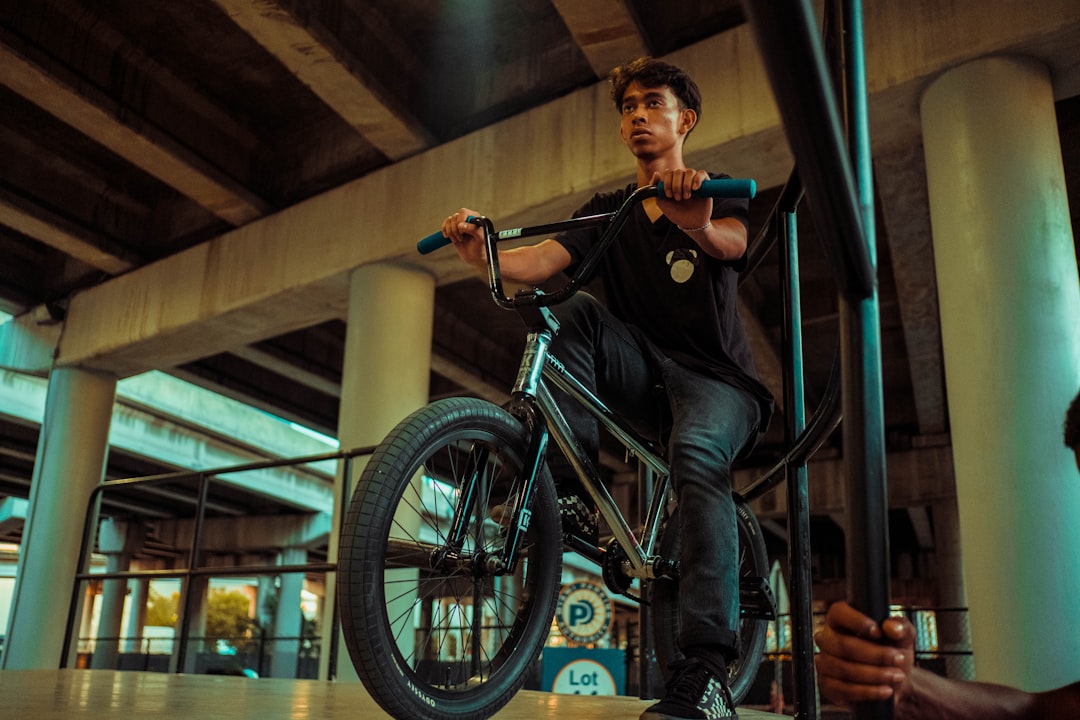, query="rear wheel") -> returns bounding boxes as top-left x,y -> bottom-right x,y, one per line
337,397 -> 562,720
649,495 -> 770,704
